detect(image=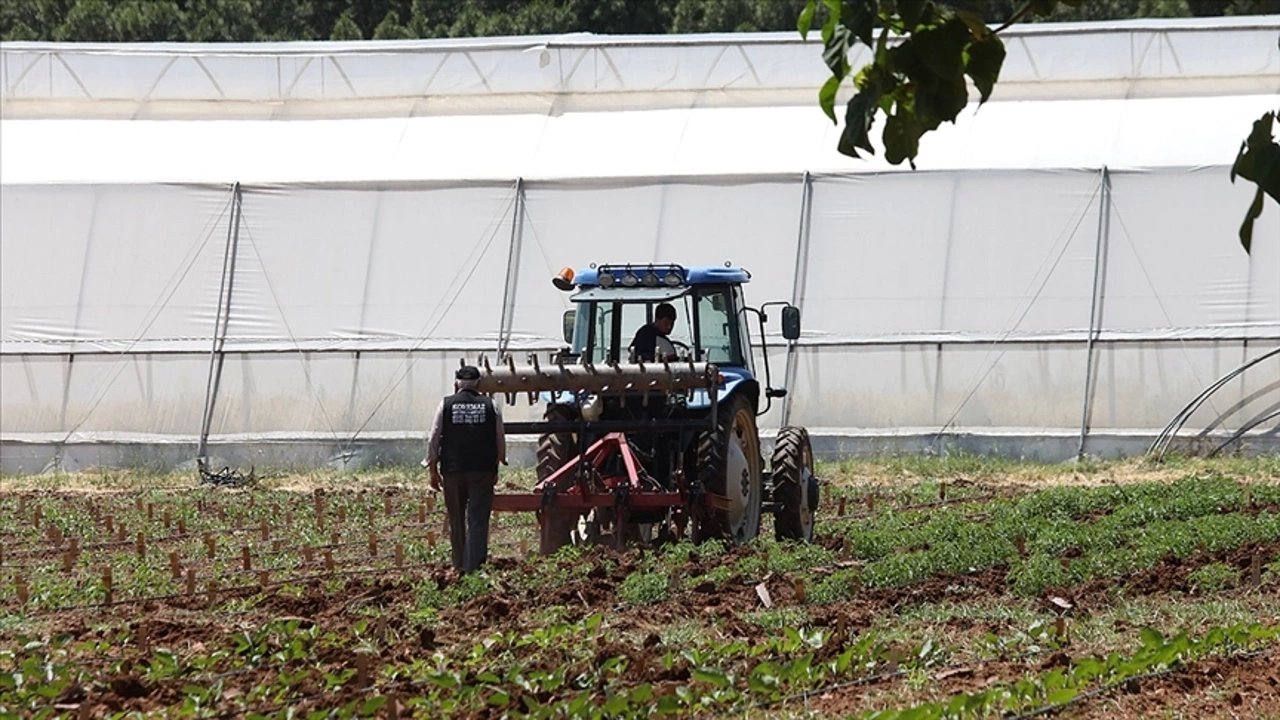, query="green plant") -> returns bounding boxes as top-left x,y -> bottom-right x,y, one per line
1187,562 -> 1239,594
619,571 -> 668,606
